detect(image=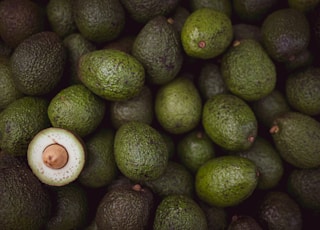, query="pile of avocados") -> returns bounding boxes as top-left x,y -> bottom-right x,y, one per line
1,0 -> 320,229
